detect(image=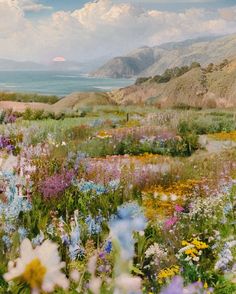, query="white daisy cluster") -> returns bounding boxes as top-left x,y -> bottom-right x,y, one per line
189,193 -> 224,219
145,242 -> 168,265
